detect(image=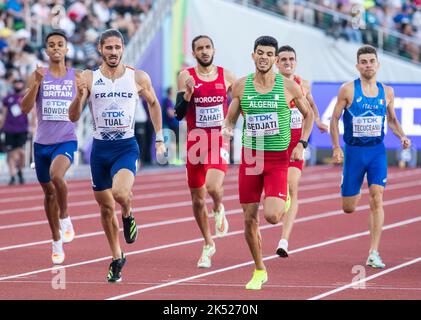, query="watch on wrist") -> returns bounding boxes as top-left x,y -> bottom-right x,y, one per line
298,140 -> 308,149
